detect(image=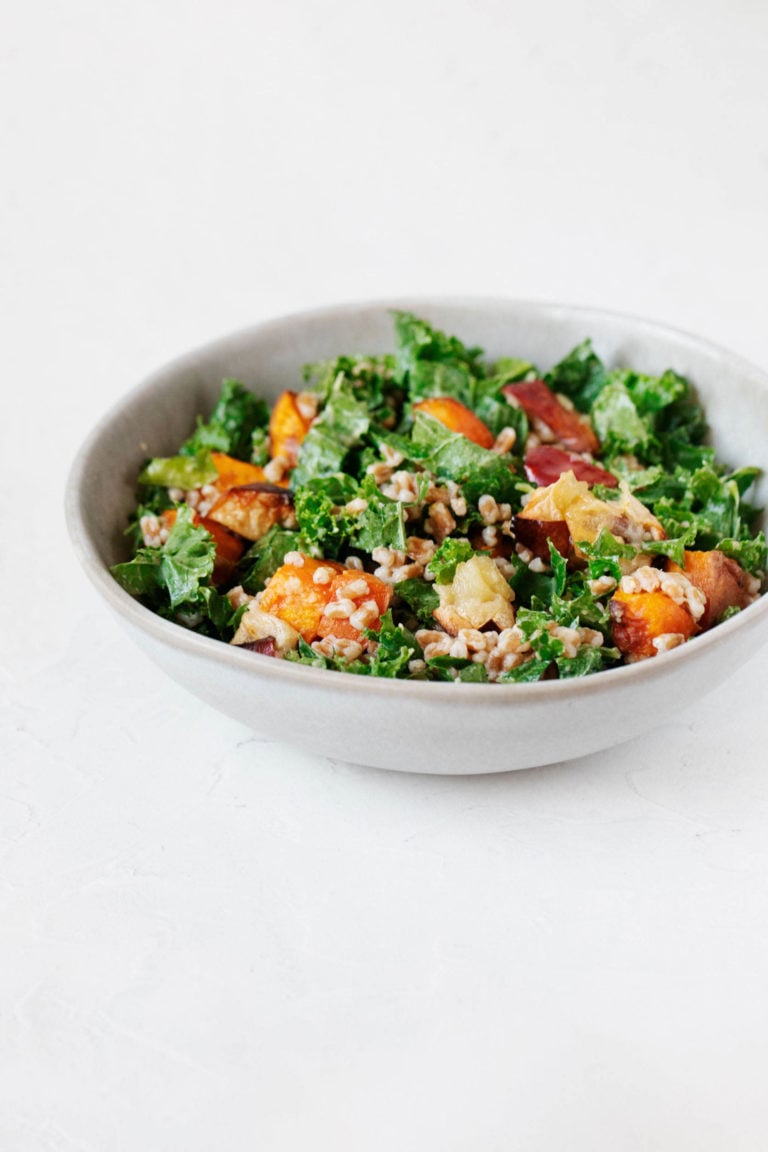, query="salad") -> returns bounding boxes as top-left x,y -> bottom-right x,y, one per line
112,312 -> 765,683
